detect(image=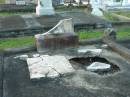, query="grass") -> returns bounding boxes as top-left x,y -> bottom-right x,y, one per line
103,12 -> 120,22
78,31 -> 103,39
116,28 -> 130,39
0,36 -> 35,49
79,28 -> 130,40
0,12 -> 33,17
0,0 -> 5,4
0,28 -> 130,49
115,11 -> 130,18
